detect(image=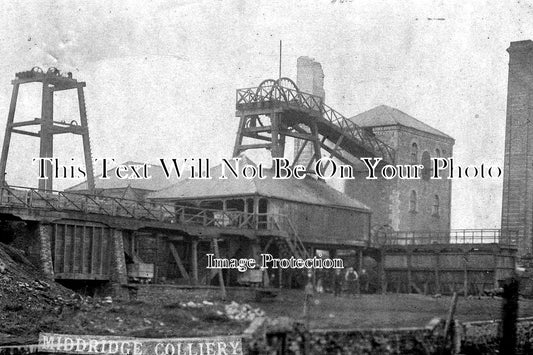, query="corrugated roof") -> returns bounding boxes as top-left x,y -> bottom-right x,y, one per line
148,157 -> 370,212
348,105 -> 453,139
66,161 -> 176,192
